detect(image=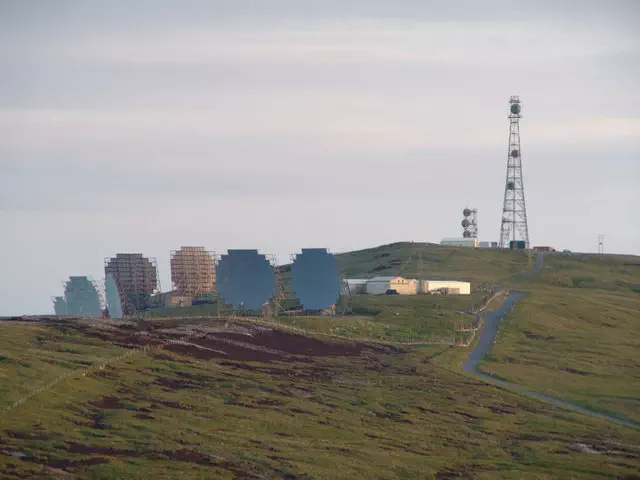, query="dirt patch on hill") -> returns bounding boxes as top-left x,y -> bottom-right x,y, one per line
66,442 -> 136,456
218,361 -> 332,382
62,443 -> 265,478
162,327 -> 399,364
165,339 -> 284,363
48,456 -> 110,470
154,377 -> 197,391
89,396 -> 124,409
209,327 -> 400,357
